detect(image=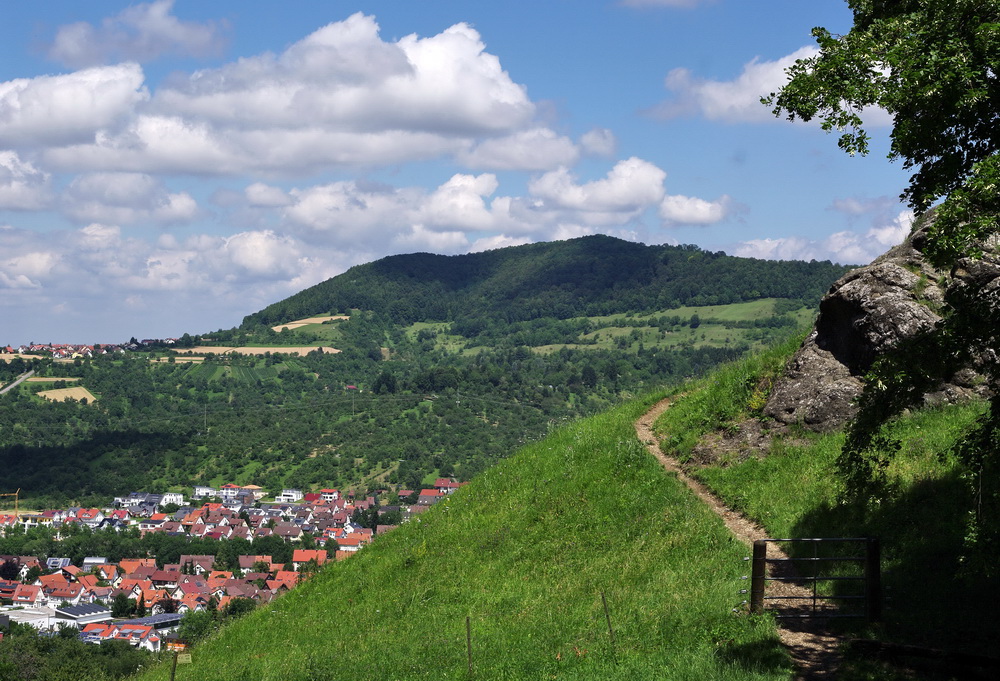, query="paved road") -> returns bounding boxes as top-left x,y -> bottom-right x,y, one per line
0,370 -> 34,395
